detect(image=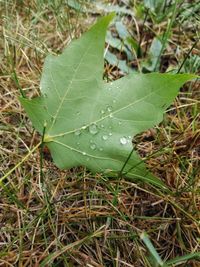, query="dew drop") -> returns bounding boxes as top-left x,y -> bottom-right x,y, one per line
109,132 -> 112,136
101,110 -> 105,114
109,114 -> 113,118
90,144 -> 96,150
102,135 -> 108,141
107,106 -> 112,112
89,124 -> 98,135
74,130 -> 81,136
120,137 -> 127,145
100,124 -> 104,128
82,152 -> 86,155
